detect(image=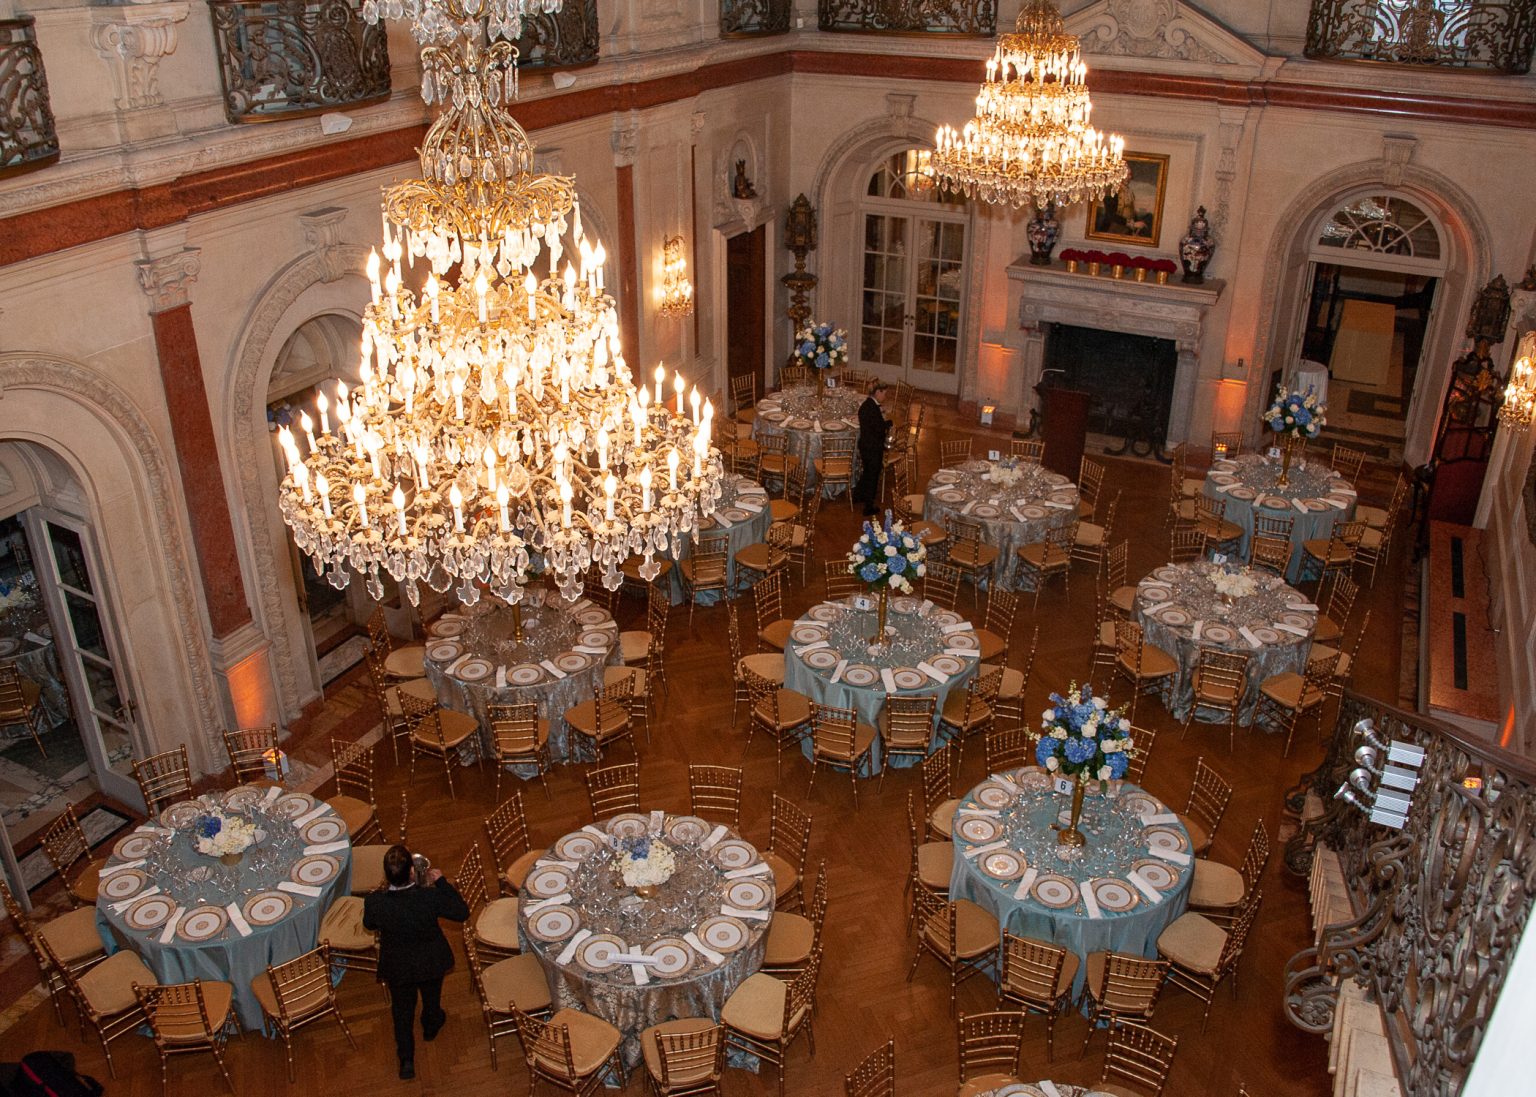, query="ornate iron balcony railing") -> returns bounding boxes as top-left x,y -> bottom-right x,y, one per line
818,0 -> 997,36
0,16 -> 60,178
1282,691 -> 1536,1093
1305,0 -> 1536,74
721,0 -> 793,37
209,0 -> 391,124
514,0 -> 599,71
